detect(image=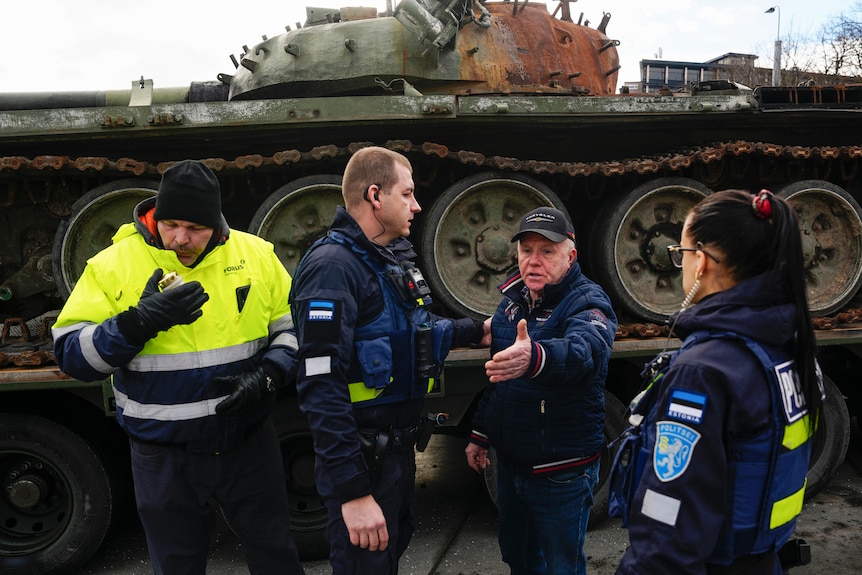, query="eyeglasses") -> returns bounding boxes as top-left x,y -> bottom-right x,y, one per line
666,242 -> 721,269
